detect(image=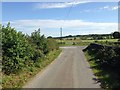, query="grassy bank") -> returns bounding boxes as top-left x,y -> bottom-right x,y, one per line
84,52 -> 101,76
83,43 -> 120,89
2,49 -> 62,88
